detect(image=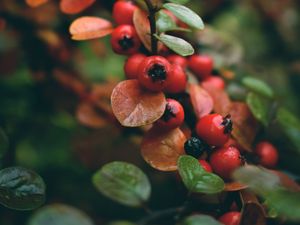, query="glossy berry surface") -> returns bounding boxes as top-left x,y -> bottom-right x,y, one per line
202,76 -> 225,89
210,146 -> 242,180
188,55 -> 213,80
218,211 -> 241,225
184,137 -> 207,158
156,98 -> 184,130
167,54 -> 188,68
198,159 -> 213,173
111,25 -> 141,55
196,114 -> 232,147
124,54 -> 146,79
138,56 -> 172,92
255,141 -> 278,168
112,1 -> 137,25
164,64 -> 187,94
